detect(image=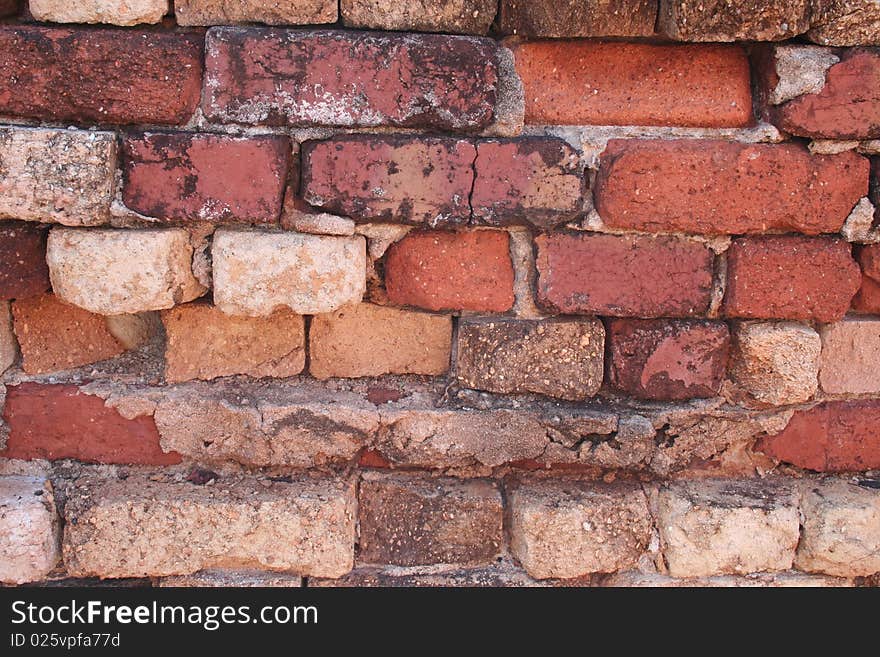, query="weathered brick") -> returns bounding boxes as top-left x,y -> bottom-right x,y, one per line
755,44 -> 842,106
723,237 -> 861,322
757,401 -> 880,472
176,0 -> 336,25
807,0 -> 880,46
47,228 -> 206,315
62,472 -> 356,578
607,320 -> 729,401
658,479 -> 800,577
162,302 -> 305,383
455,318 -> 604,401
358,473 -> 502,567
508,481 -> 651,580
498,0 -> 656,37
29,0 -> 168,25
203,28 -> 499,131
472,138 -> 584,229
511,41 -> 752,127
211,230 -> 365,316
302,137 -> 475,226
309,303 -> 451,379
342,0 -> 495,34
595,140 -> 868,235
312,563 -> 541,587
0,475 -> 60,585
796,478 -> 880,577
0,221 -> 50,300
853,244 -> 880,313
819,318 -> 880,394
384,231 -> 514,313
535,233 -> 714,318
0,383 -> 180,465
0,26 -> 202,125
603,571 -> 852,587
0,302 -> 14,374
659,0 -> 809,41
123,133 -> 290,225
159,569 -> 303,587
